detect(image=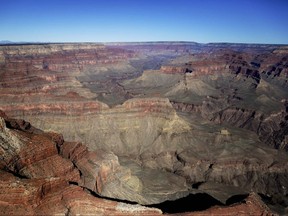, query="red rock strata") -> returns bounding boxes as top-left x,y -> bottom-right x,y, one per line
0,110 -> 162,215
0,110 -> 276,215
0,43 -> 135,118
160,66 -> 188,74
0,171 -> 162,216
